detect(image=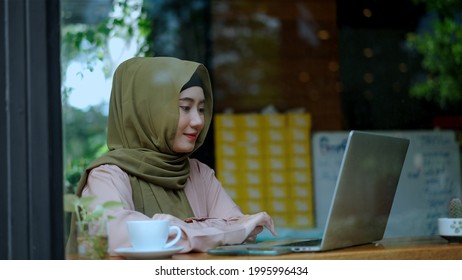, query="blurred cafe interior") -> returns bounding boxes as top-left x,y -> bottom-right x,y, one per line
1,0 -> 461,259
